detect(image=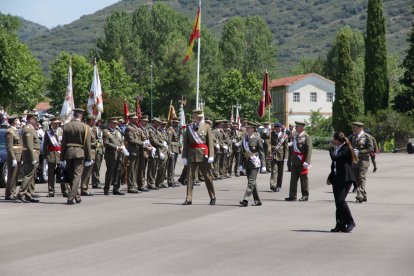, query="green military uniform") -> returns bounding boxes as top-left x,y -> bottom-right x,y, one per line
43,120 -> 68,196
61,111 -> 92,204
92,124 -> 104,188
182,110 -> 216,204
261,123 -> 272,172
287,122 -> 312,201
239,121 -> 266,206
351,123 -> 374,203
80,117 -> 97,195
212,122 -> 224,179
286,125 -> 295,172
125,117 -> 141,193
146,120 -> 163,189
229,126 -> 243,177
154,121 -> 169,188
137,115 -> 151,191
5,118 -> 22,199
103,119 -> 125,195
17,114 -> 41,202
269,125 -> 288,191
167,121 -> 180,186
222,124 -> 232,178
